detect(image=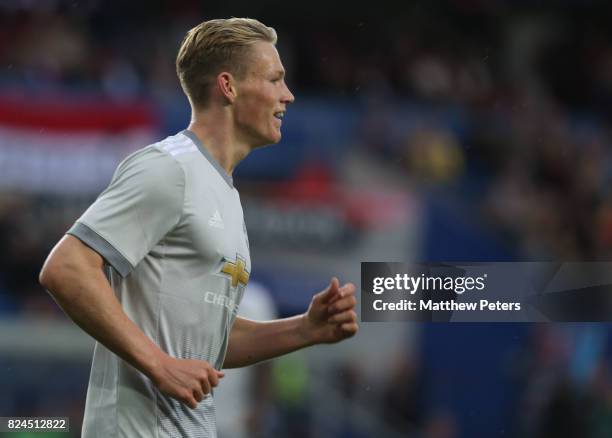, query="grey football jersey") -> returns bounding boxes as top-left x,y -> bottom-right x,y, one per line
67,130 -> 251,438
